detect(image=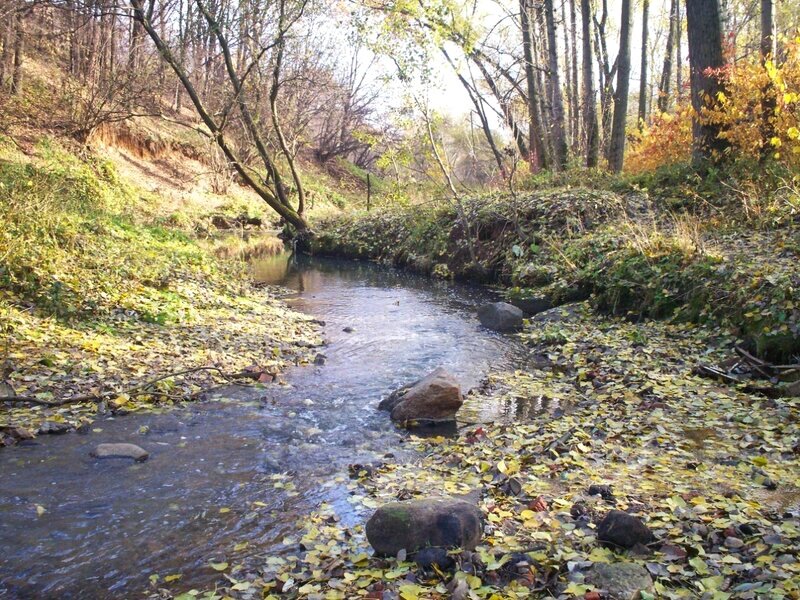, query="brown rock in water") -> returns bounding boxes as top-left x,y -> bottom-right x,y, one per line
366,497 -> 482,556
387,367 -> 463,424
91,443 -> 149,462
597,510 -> 654,549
